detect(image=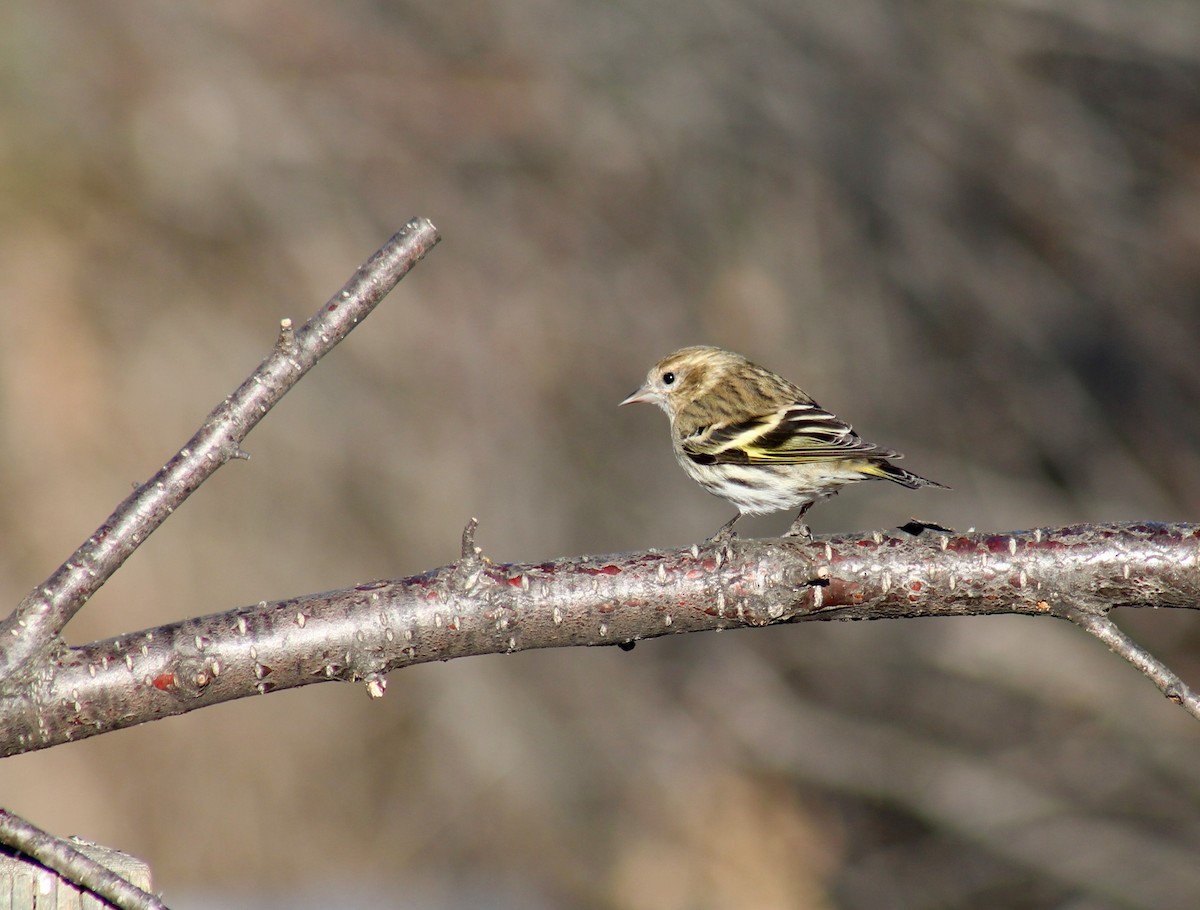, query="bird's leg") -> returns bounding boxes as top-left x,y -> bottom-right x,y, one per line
707,512 -> 743,544
782,503 -> 814,539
